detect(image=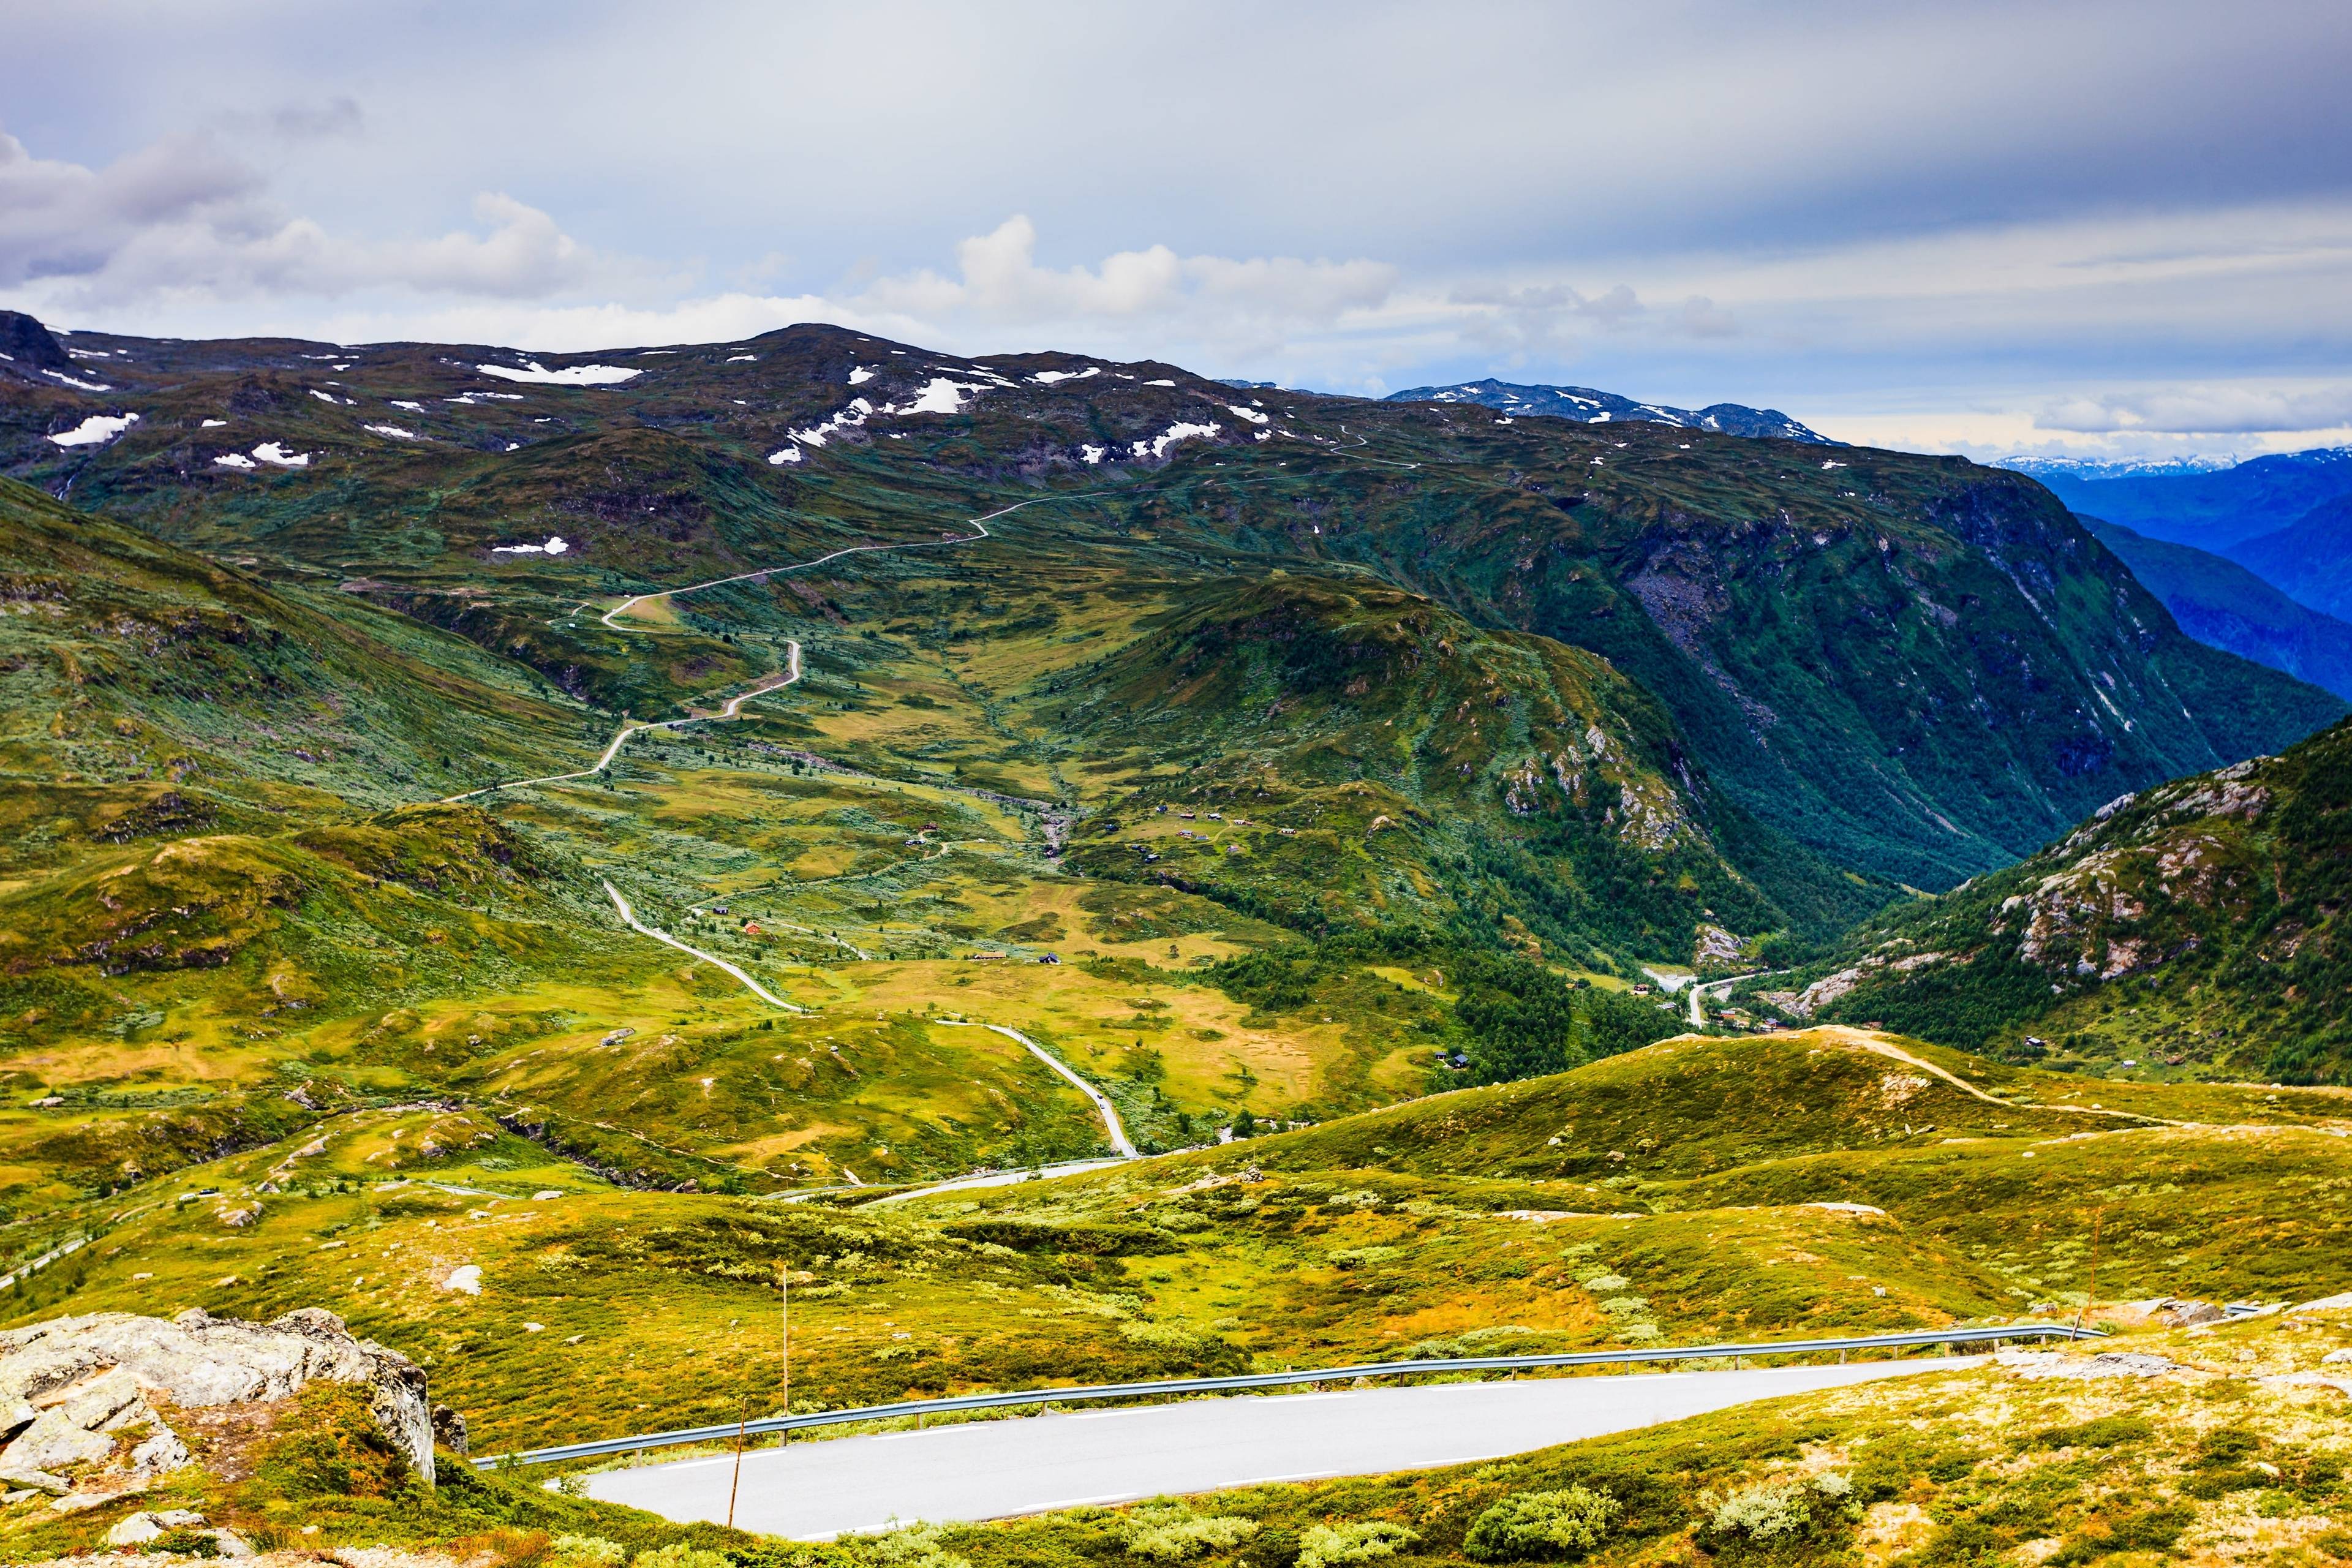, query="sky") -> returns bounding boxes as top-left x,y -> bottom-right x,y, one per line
5,0 -> 2351,460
